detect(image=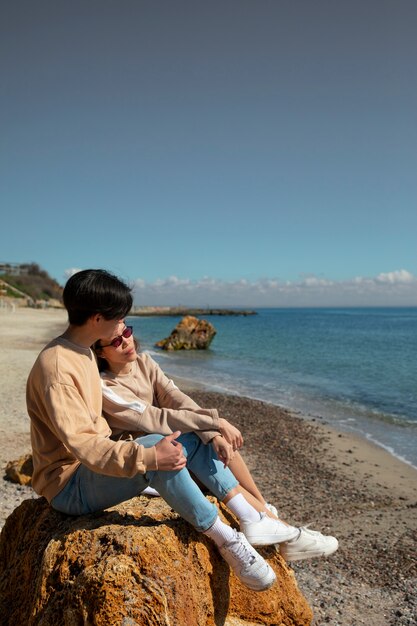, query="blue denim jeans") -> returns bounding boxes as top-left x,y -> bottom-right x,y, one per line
51,432 -> 238,532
